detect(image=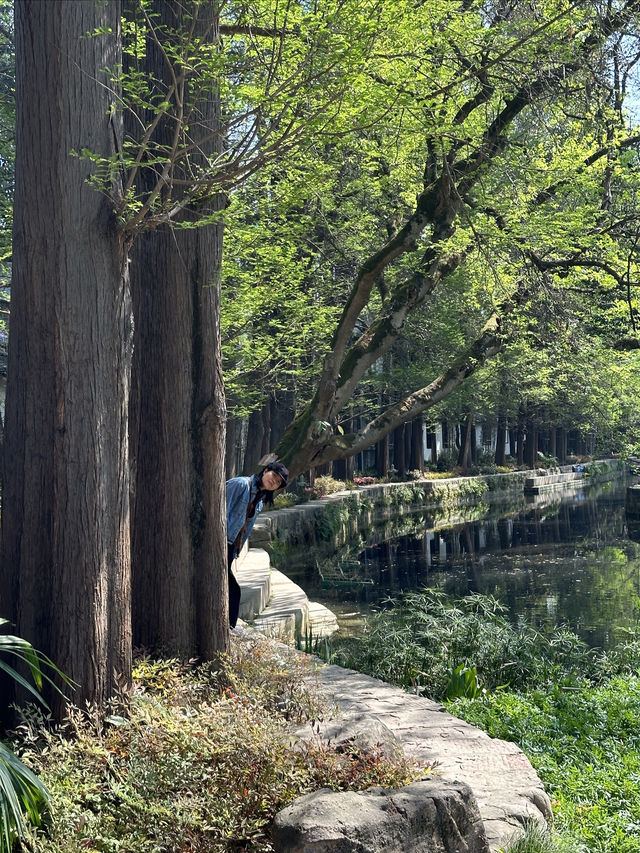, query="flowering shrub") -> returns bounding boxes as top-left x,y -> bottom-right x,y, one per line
352,476 -> 377,486
273,493 -> 297,509
314,475 -> 347,497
